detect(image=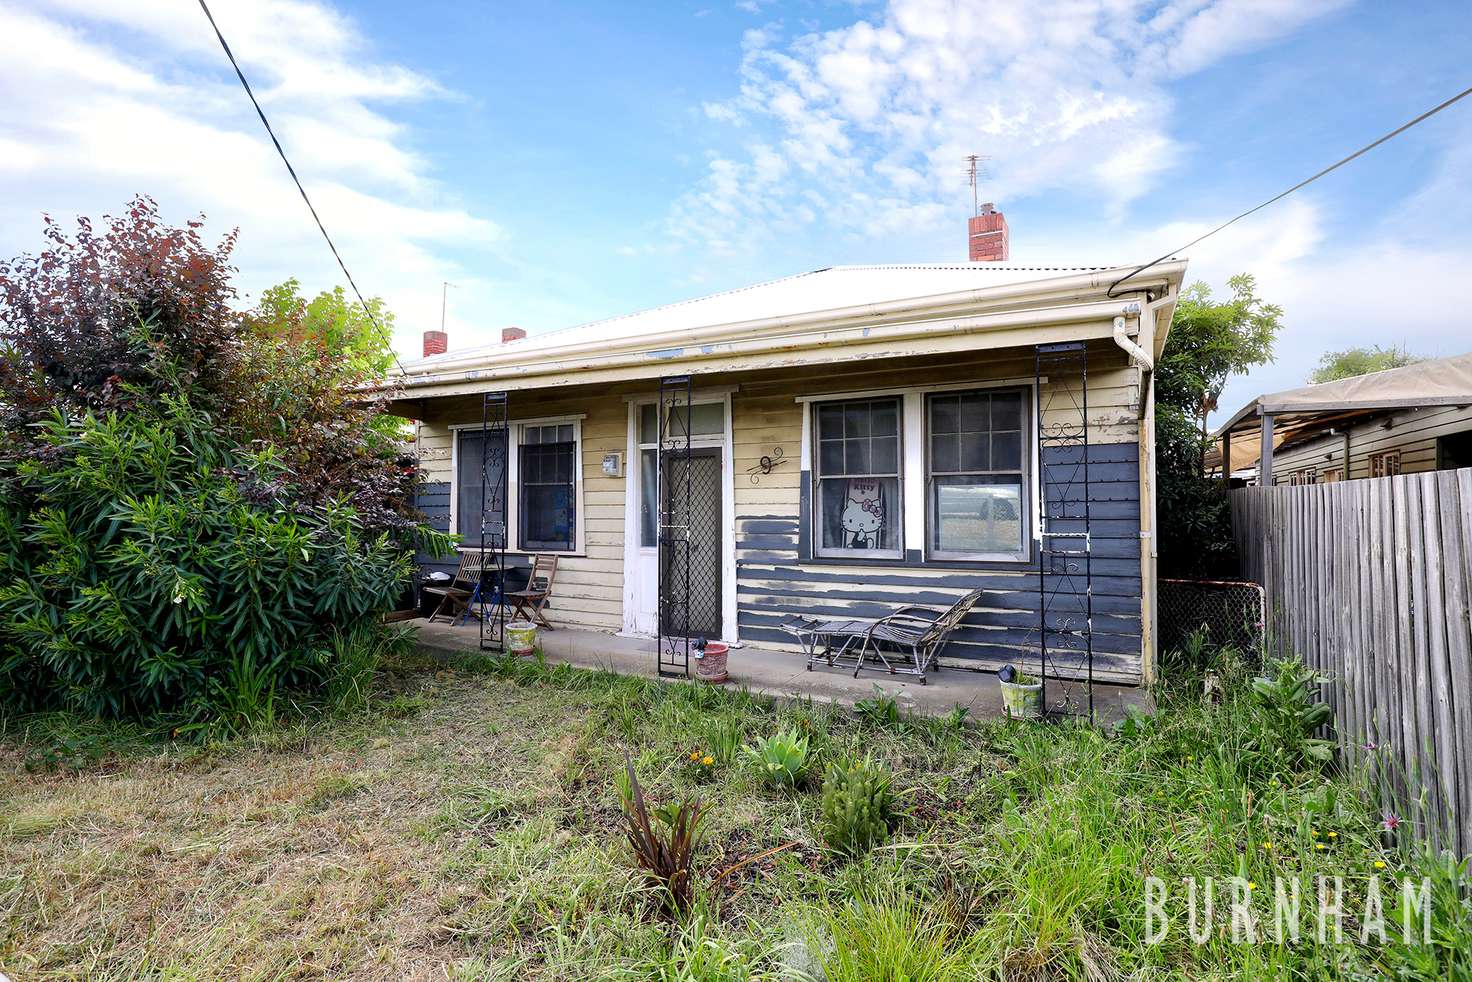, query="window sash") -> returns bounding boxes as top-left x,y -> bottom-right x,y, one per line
812,397 -> 903,558
925,388 -> 1029,560
519,441 -> 576,551
455,430 -> 508,544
